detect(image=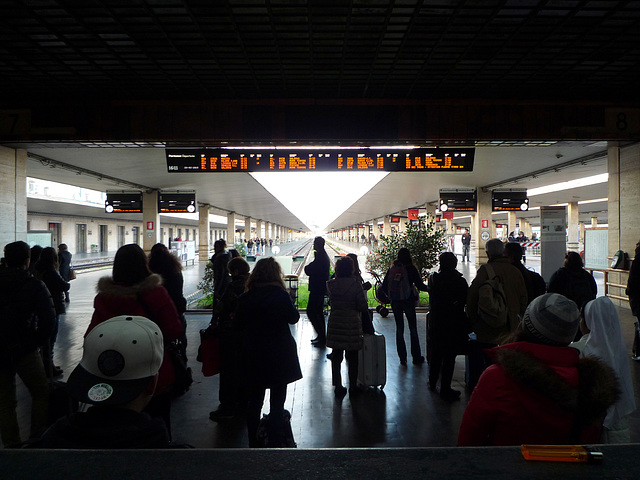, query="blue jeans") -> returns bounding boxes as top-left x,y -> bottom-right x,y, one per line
390,300 -> 422,362
0,349 -> 49,447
